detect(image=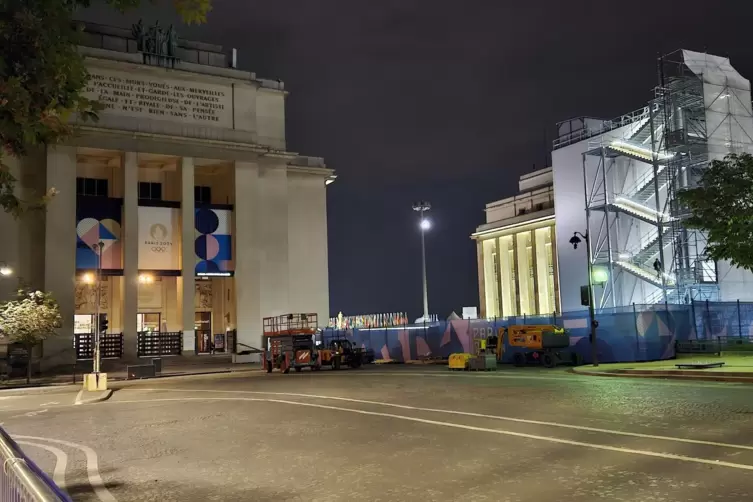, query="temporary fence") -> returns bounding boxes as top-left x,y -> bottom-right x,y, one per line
321,300 -> 753,365
0,426 -> 70,501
